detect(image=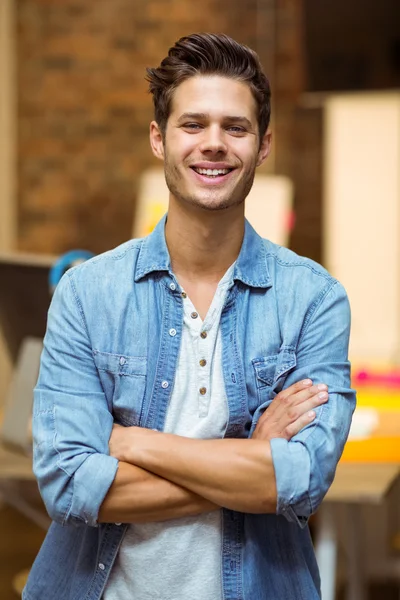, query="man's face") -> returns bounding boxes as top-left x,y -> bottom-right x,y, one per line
150,75 -> 271,213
